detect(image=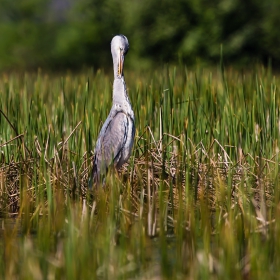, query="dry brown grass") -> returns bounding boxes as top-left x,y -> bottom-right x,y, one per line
0,131 -> 276,215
